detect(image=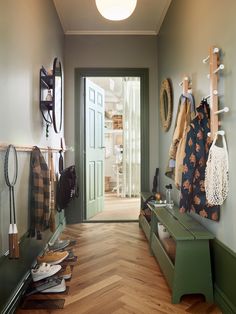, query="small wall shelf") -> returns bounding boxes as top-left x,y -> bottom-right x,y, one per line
39,57 -> 63,134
